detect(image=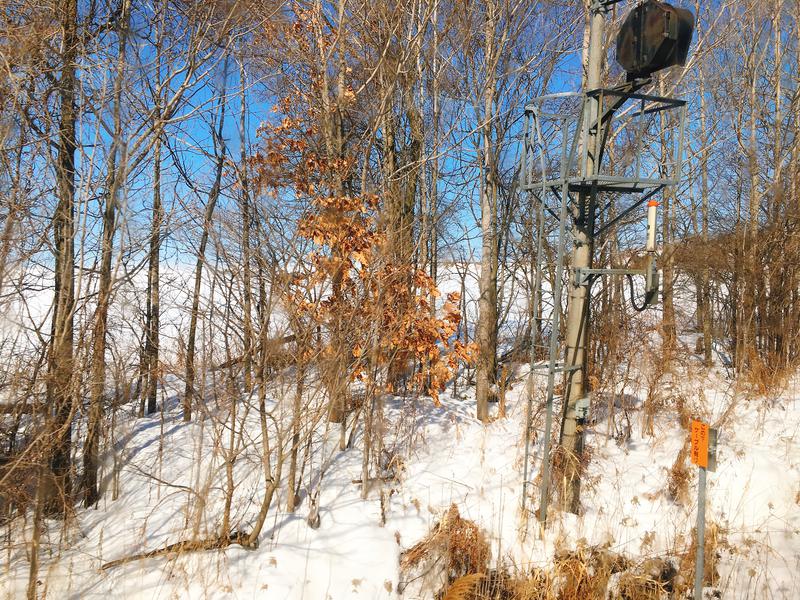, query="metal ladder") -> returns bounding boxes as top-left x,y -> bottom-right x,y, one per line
520,95 -> 584,525
518,85 -> 685,527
